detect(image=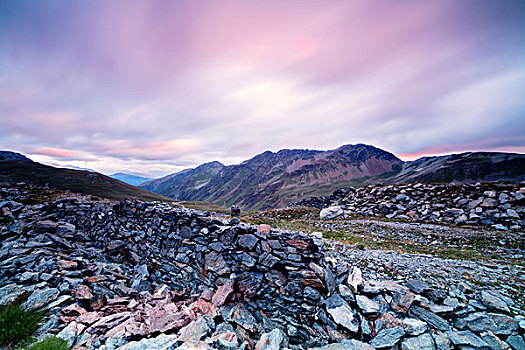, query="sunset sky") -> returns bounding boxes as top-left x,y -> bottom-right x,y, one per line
1,0 -> 524,177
